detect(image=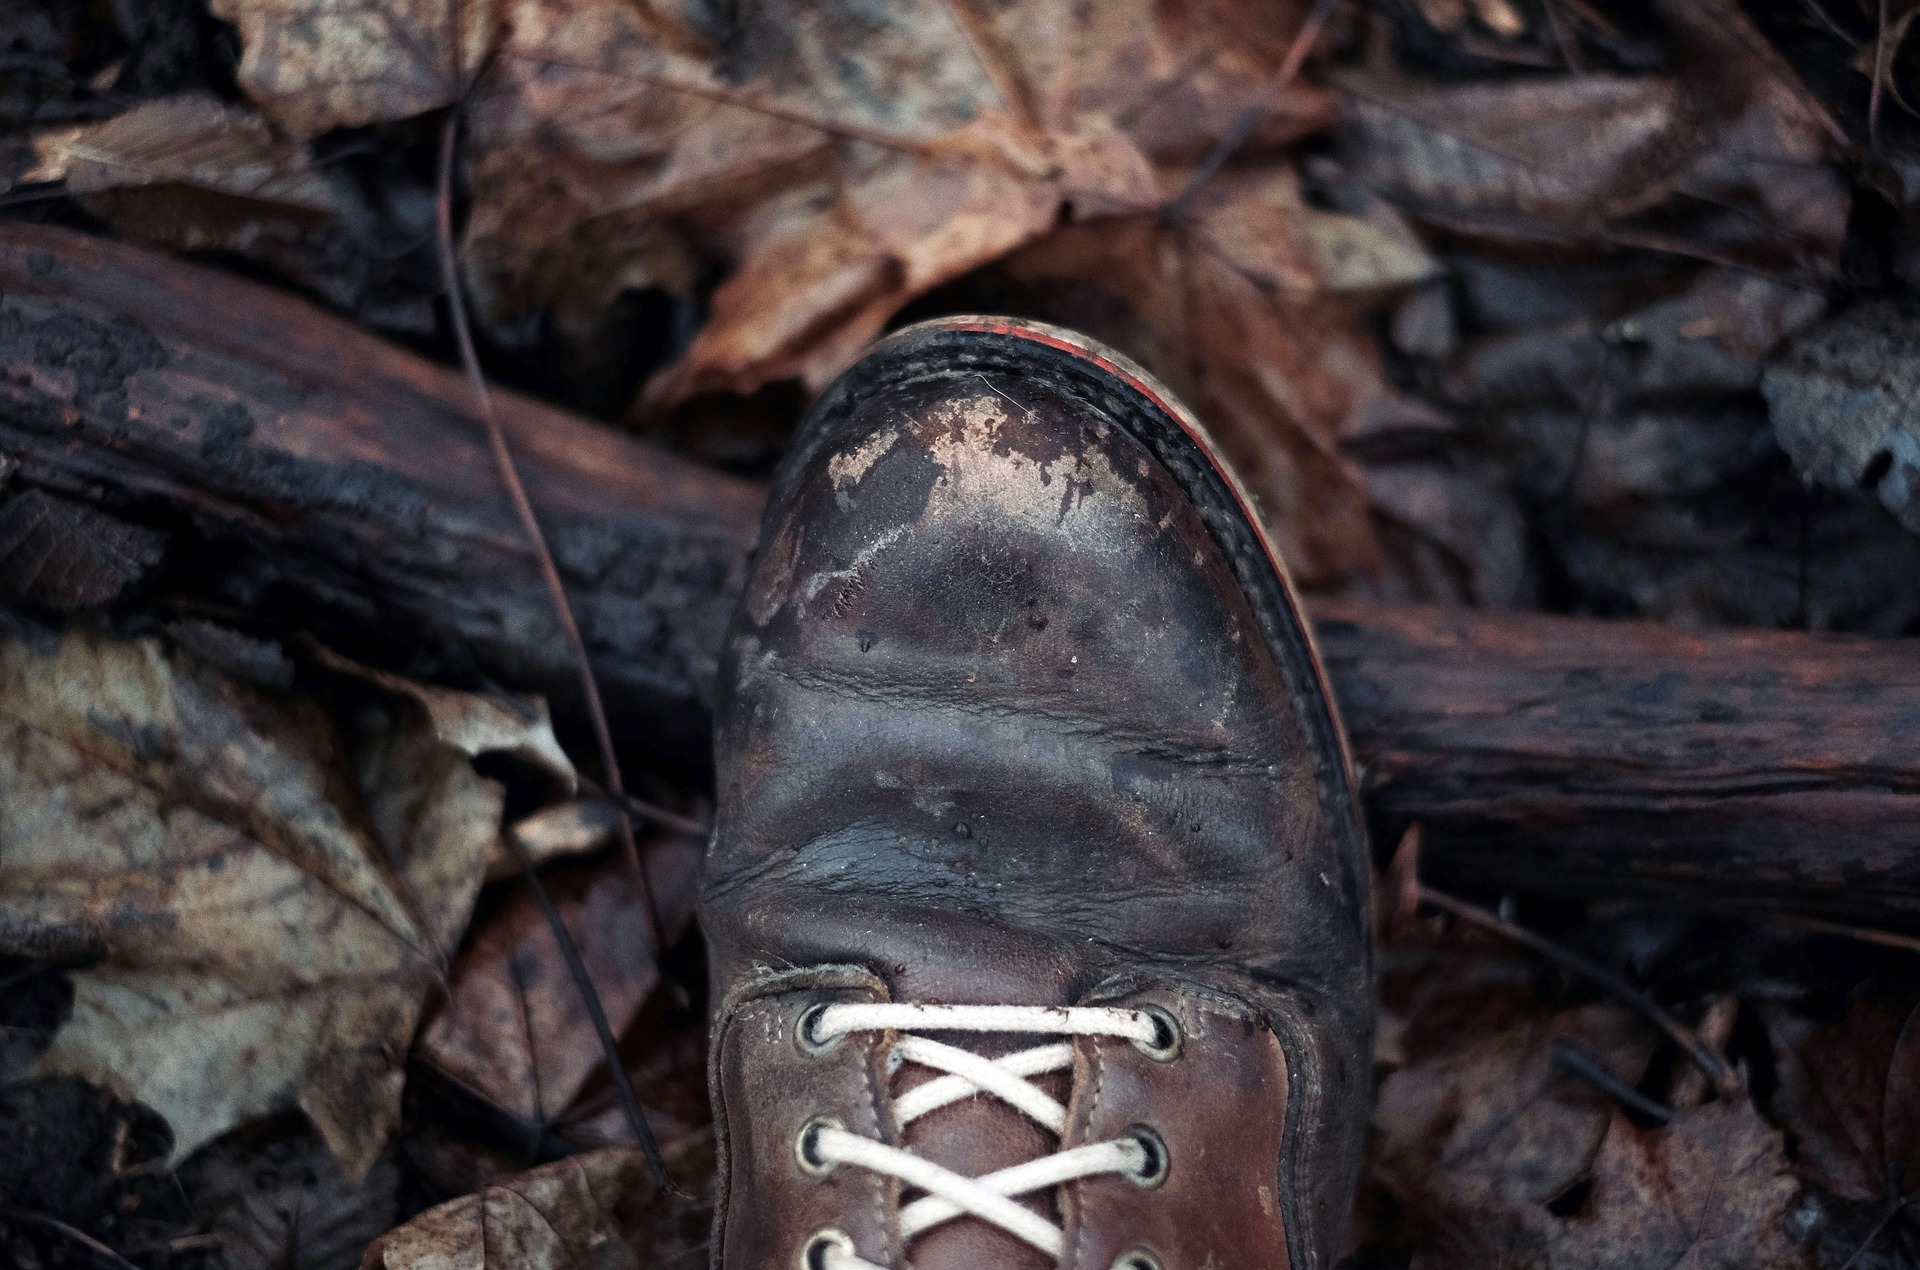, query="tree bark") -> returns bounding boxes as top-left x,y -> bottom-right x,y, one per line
3,222 -> 1916,923
0,221 -> 763,772
1313,599 -> 1920,926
